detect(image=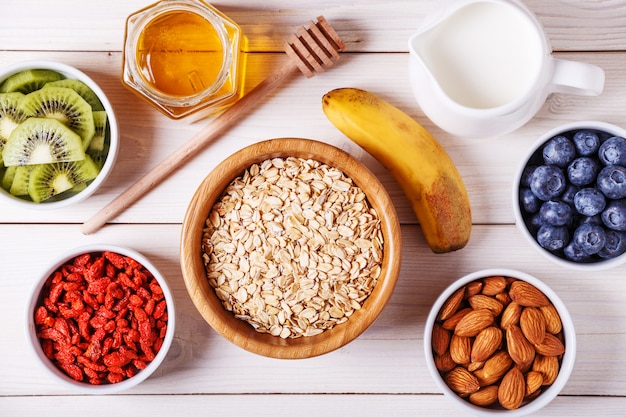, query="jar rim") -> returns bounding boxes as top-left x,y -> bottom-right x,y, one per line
123,0 -> 234,107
